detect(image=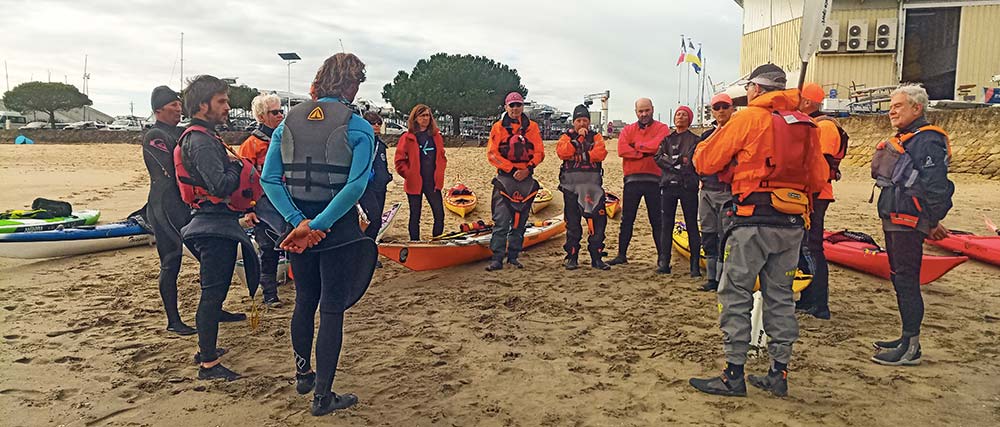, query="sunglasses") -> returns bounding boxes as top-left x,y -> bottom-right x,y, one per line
712,103 -> 732,111
744,82 -> 757,91
268,109 -> 284,116
508,102 -> 524,108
